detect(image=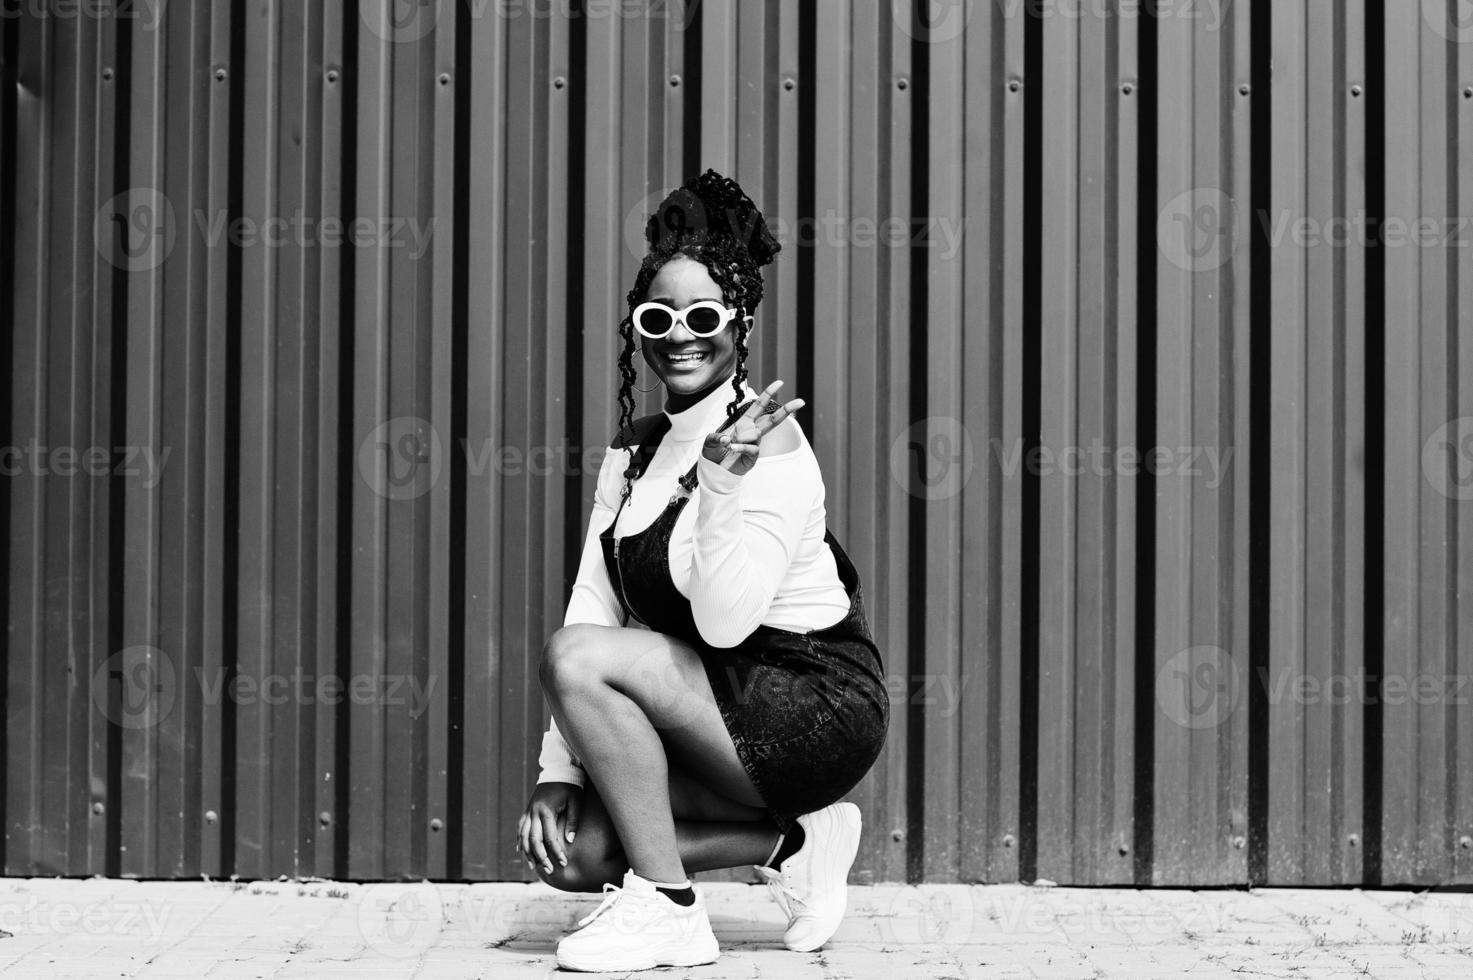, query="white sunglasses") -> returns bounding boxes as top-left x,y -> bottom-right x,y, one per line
632,300 -> 746,340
